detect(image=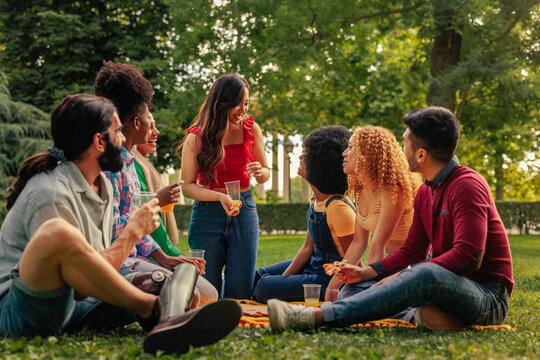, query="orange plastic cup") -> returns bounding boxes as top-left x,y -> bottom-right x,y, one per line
161,203 -> 175,213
